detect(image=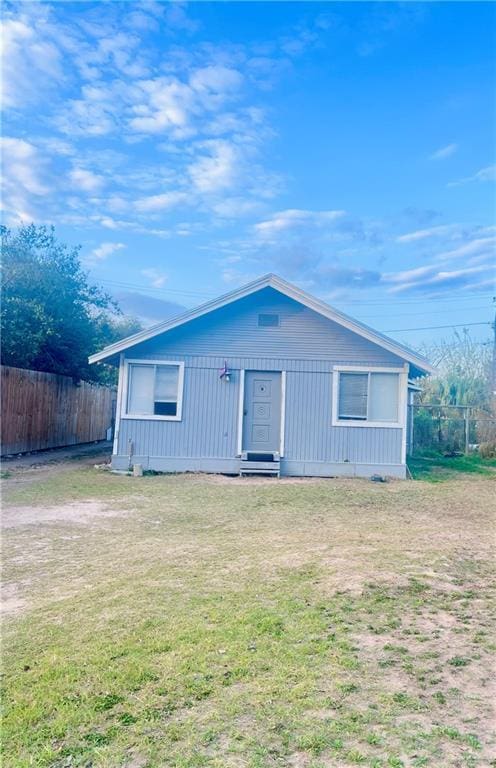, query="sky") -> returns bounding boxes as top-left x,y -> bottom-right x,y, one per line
1,1 -> 495,347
